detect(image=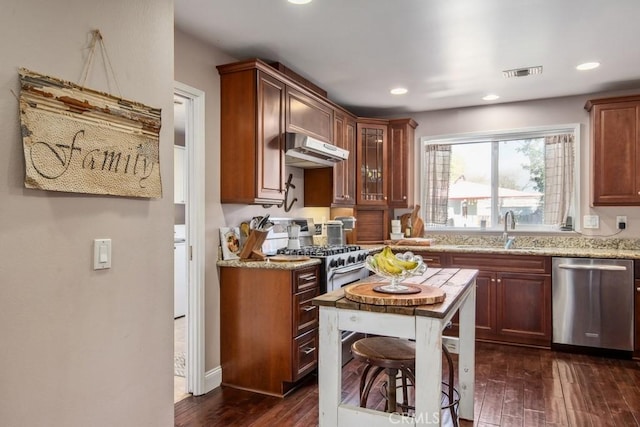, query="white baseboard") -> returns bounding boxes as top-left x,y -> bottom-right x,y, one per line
203,365 -> 222,394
